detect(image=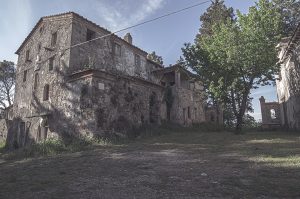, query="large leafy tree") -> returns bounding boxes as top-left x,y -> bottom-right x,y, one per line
183,0 -> 282,132
0,60 -> 16,110
197,0 -> 234,39
184,0 -> 235,125
273,0 -> 300,36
